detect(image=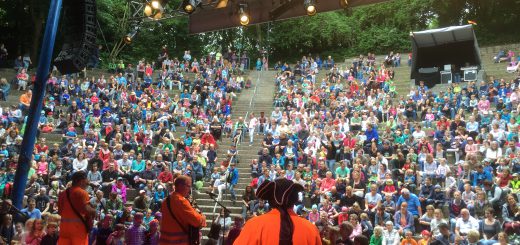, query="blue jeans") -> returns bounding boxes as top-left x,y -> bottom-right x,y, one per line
480,240 -> 497,245
229,184 -> 236,200
326,159 -> 336,177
